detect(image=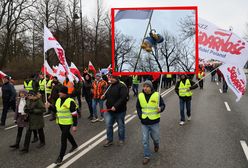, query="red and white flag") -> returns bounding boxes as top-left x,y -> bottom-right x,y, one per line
0,70 -> 7,79
88,61 -> 96,75
219,64 -> 246,101
41,60 -> 55,77
44,25 -> 70,75
70,62 -> 83,81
